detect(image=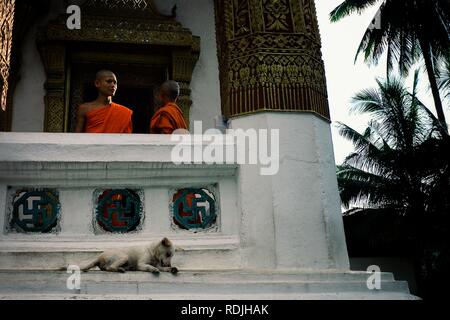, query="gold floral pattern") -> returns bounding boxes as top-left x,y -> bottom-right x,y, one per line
215,0 -> 330,120
0,0 -> 15,111
263,0 -> 292,32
